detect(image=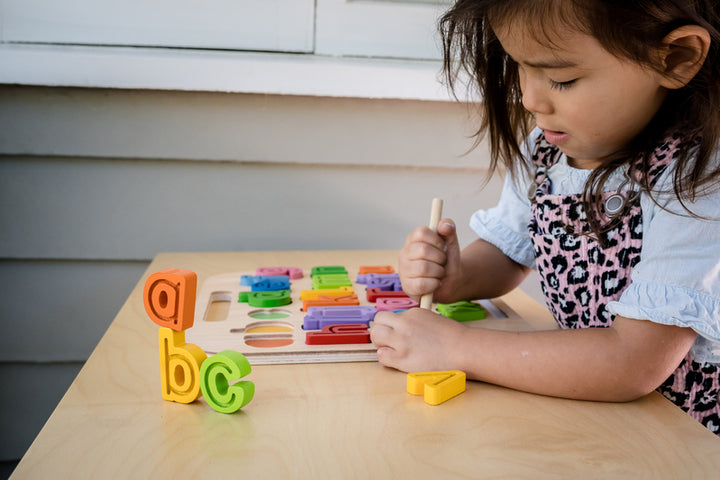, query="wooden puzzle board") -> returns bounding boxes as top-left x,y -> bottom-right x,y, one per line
187,267 -> 535,365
